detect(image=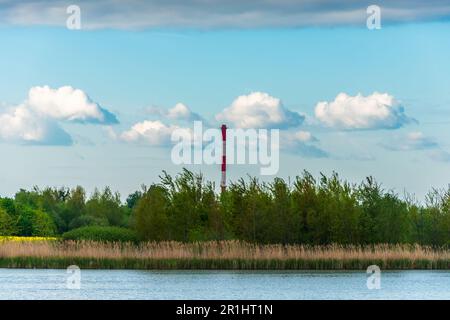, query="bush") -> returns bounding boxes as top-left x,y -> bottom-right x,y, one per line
62,226 -> 138,242
68,215 -> 108,230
